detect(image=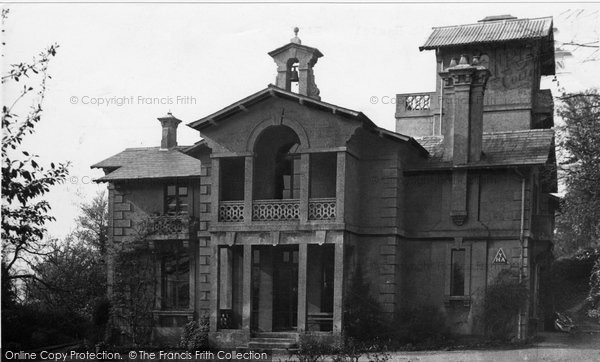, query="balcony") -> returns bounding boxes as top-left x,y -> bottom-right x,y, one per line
531,214 -> 554,241
145,214 -> 198,240
218,198 -> 337,222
